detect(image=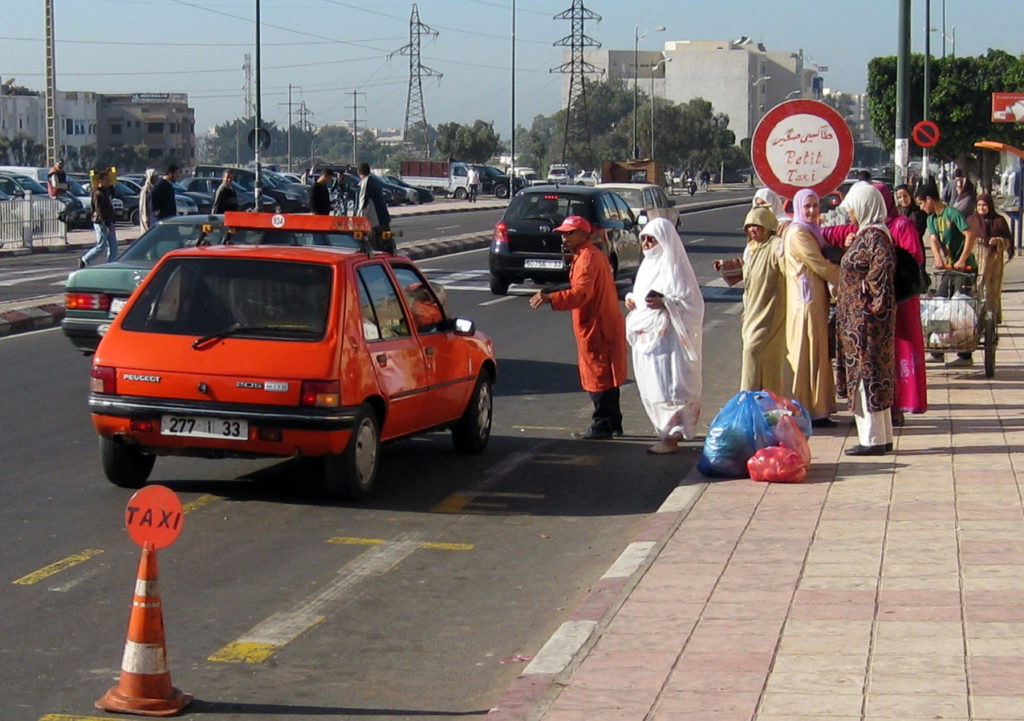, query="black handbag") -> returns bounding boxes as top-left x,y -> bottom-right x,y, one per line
893,246 -> 930,302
